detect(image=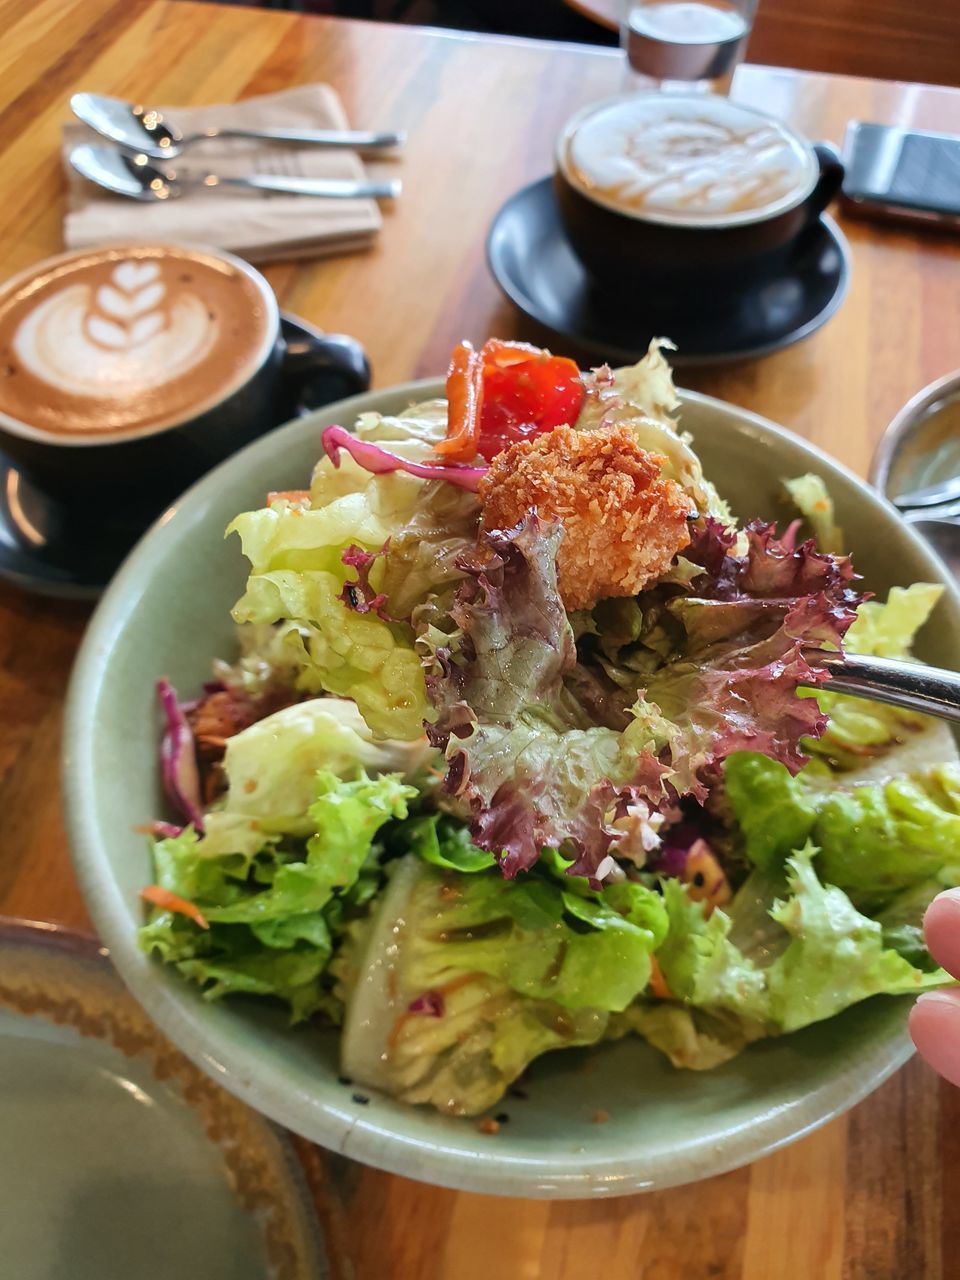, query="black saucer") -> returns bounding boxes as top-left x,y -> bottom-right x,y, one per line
486,177 -> 851,368
0,314 -> 326,601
